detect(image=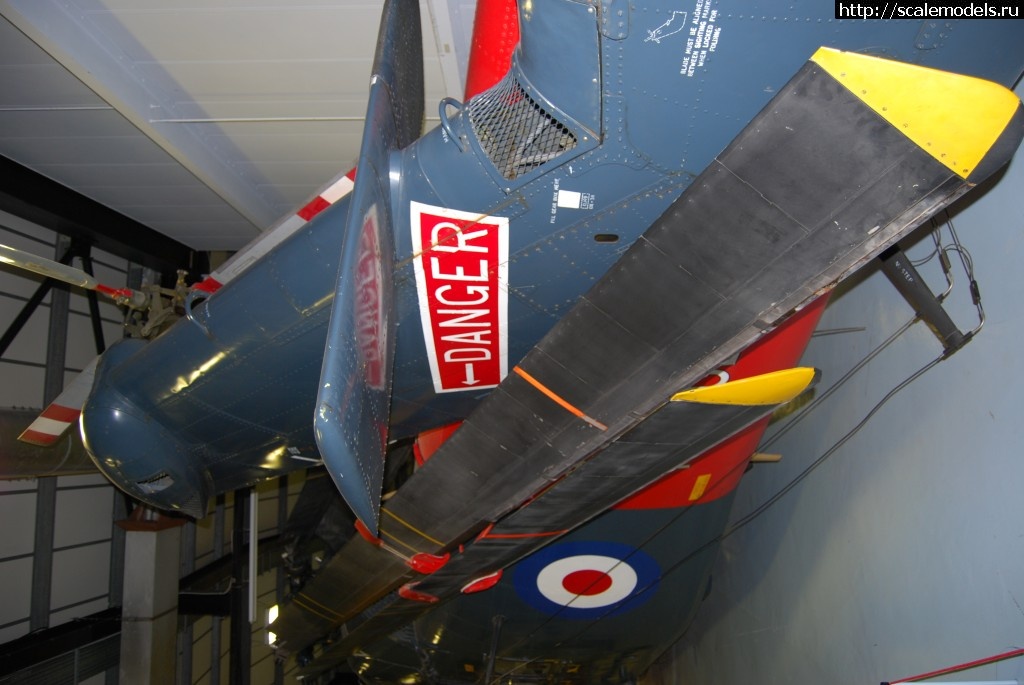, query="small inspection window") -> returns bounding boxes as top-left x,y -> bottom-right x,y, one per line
593,234 -> 619,243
